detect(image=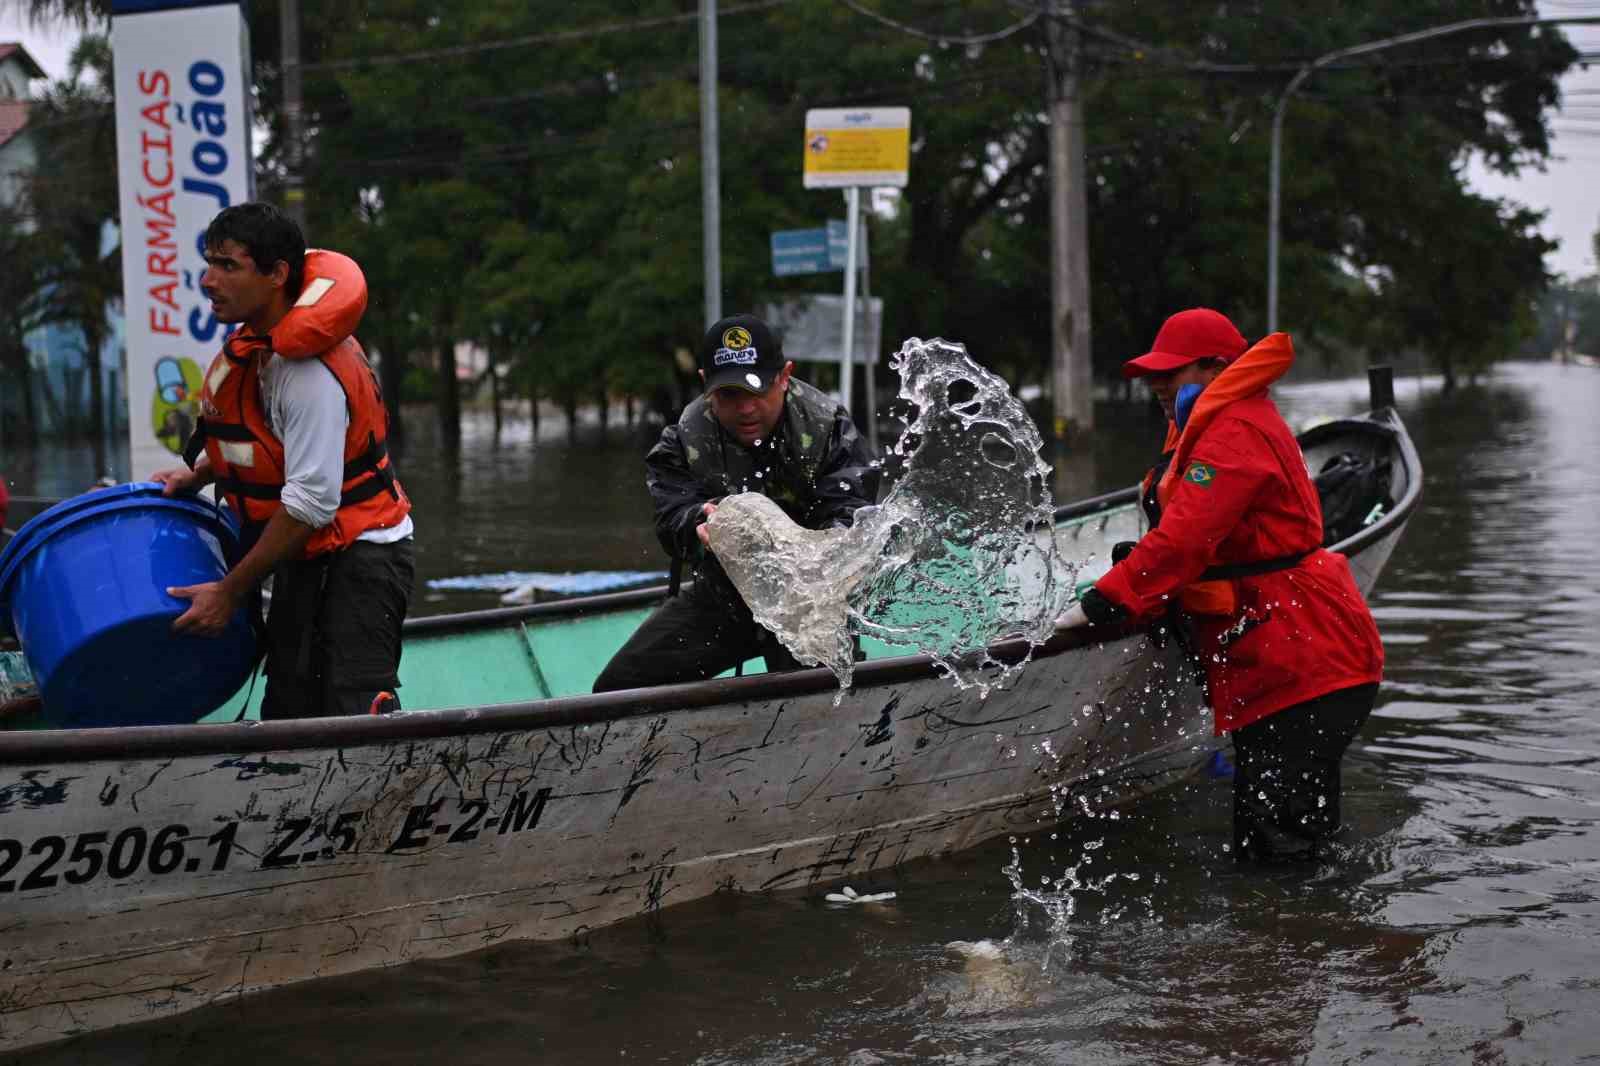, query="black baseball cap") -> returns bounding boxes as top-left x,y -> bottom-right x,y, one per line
698,313 -> 785,394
